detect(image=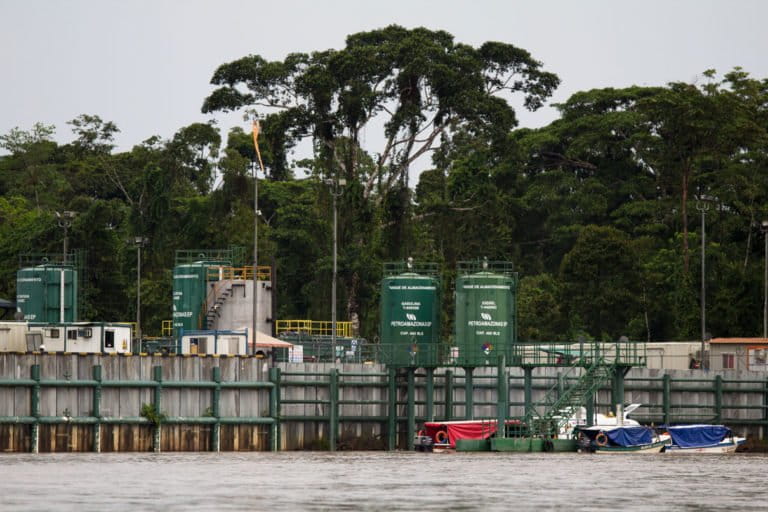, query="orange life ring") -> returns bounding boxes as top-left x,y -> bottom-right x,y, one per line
595,432 -> 608,447
435,430 -> 448,444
